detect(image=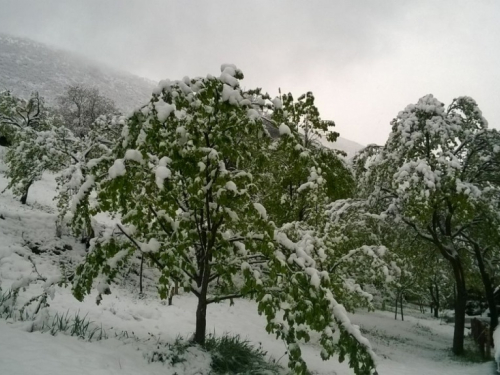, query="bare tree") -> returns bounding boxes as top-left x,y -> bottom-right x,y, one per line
57,85 -> 119,137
